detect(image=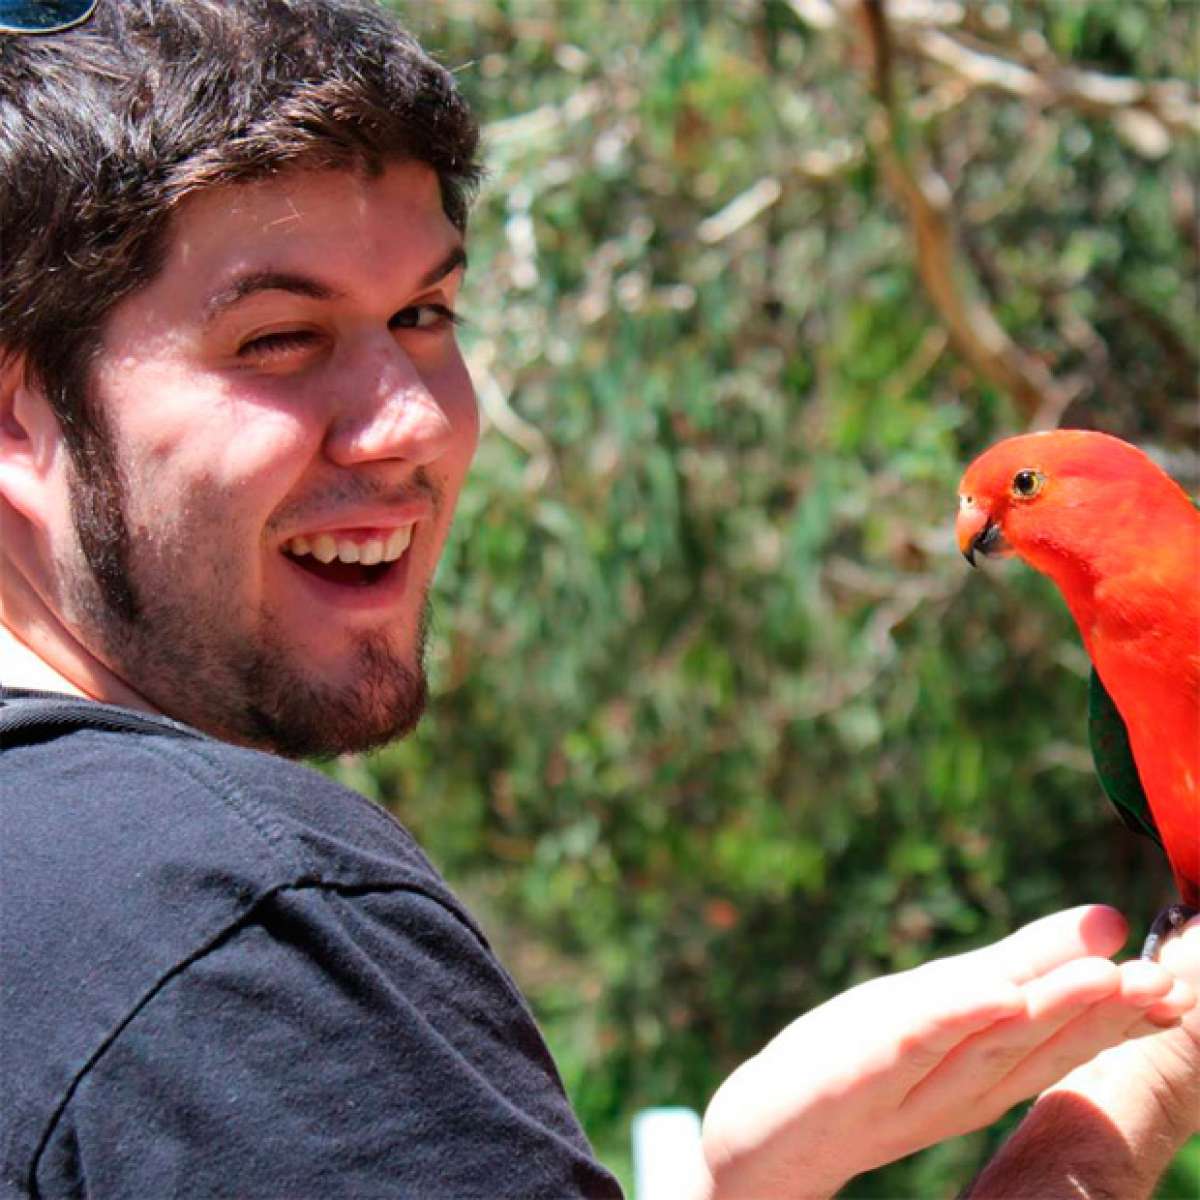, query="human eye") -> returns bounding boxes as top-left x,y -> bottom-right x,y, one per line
236,329 -> 322,360
391,303 -> 463,333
